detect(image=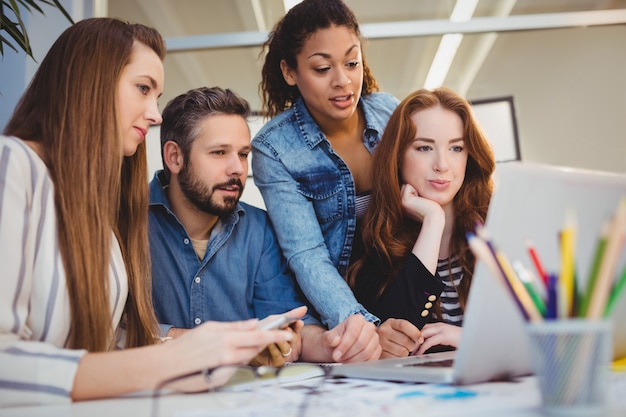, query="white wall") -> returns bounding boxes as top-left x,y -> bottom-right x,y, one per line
468,25 -> 626,174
